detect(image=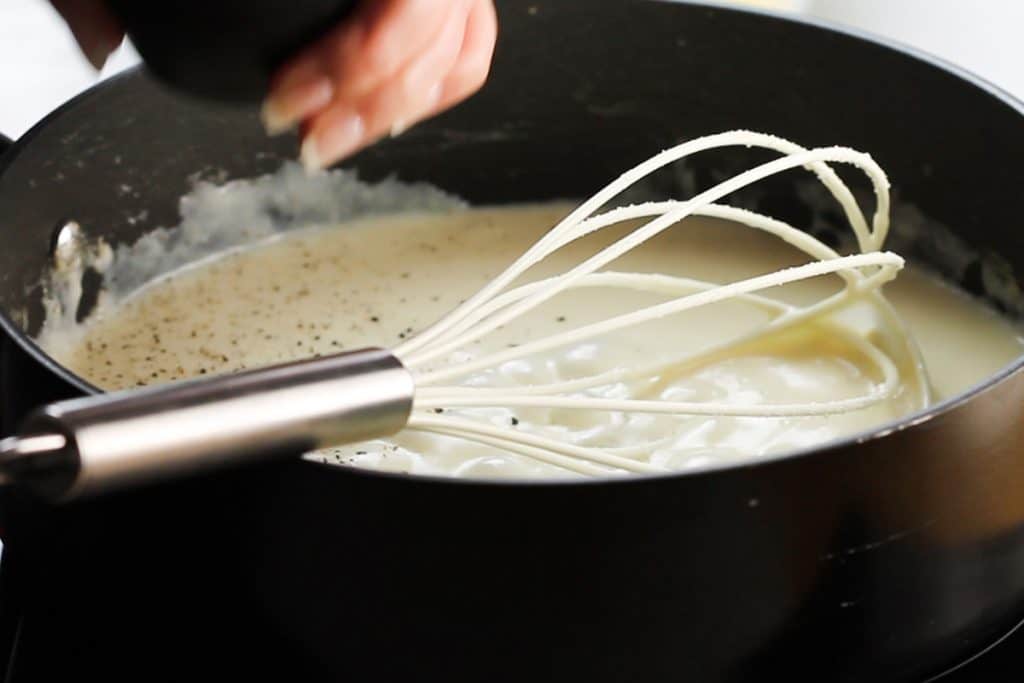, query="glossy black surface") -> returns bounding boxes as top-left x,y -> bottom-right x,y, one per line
937,618 -> 1024,681
2,2 -> 1024,681
106,0 -> 358,103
